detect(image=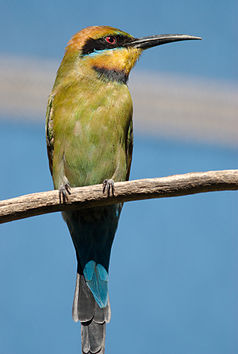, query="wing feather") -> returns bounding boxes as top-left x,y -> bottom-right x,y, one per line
45,95 -> 54,175
125,118 -> 133,180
